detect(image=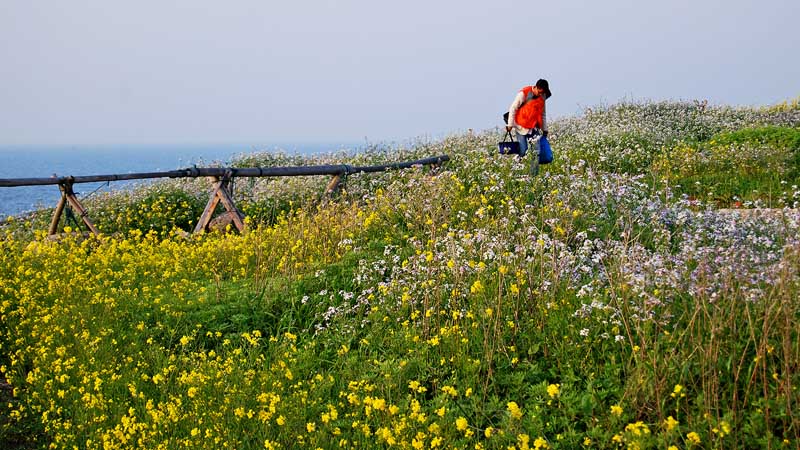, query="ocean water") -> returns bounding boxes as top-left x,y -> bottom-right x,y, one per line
0,143 -> 354,217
